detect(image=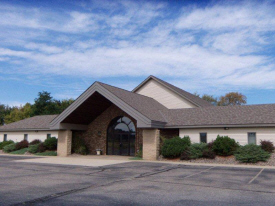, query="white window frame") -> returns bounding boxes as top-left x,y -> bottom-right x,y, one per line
24,134 -> 28,141
248,132 -> 256,145
3,134 -> 7,141
200,133 -> 207,143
